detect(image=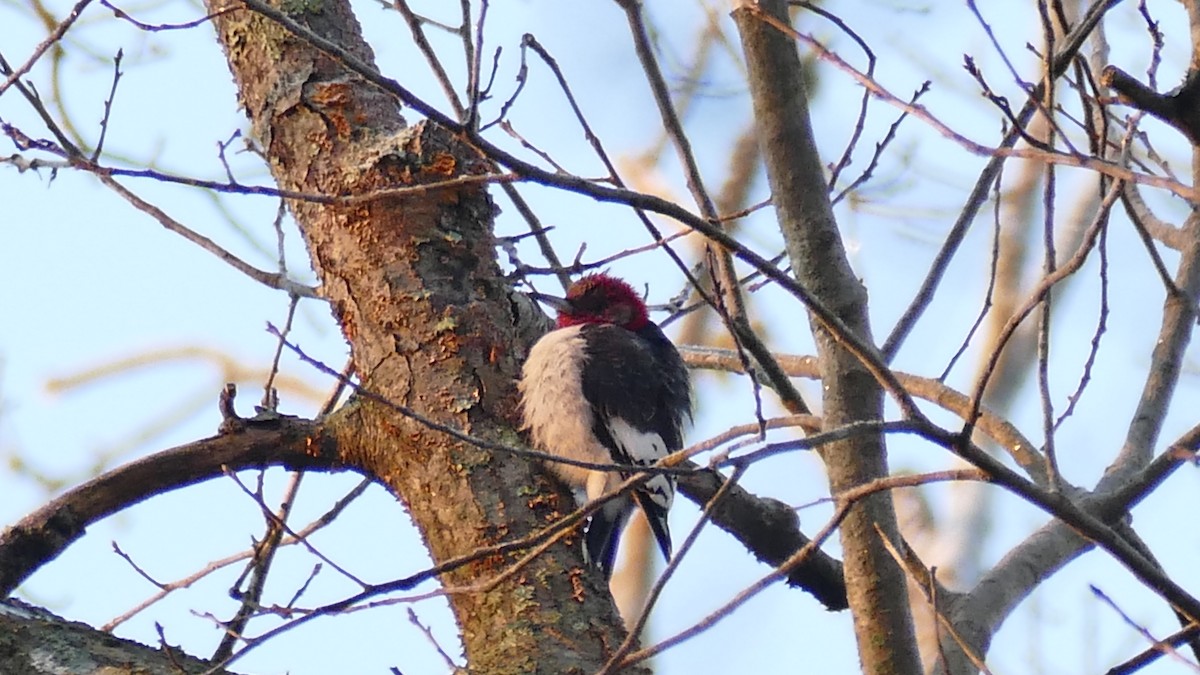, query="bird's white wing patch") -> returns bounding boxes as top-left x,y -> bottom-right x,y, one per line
606,417 -> 667,464
606,417 -> 673,511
